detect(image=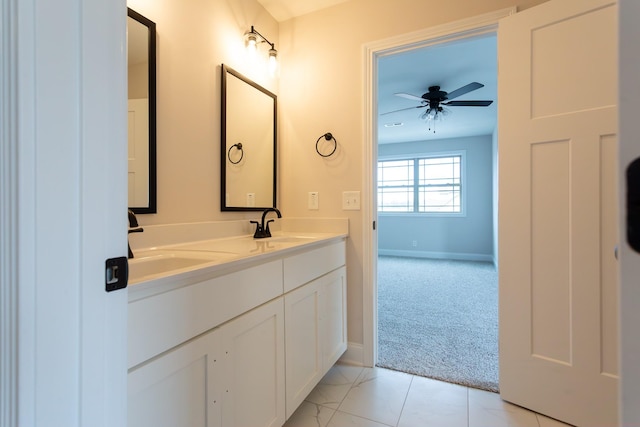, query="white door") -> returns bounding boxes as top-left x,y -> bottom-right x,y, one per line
7,0 -> 129,424
498,1 -> 618,426
128,98 -> 150,207
618,0 -> 640,424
